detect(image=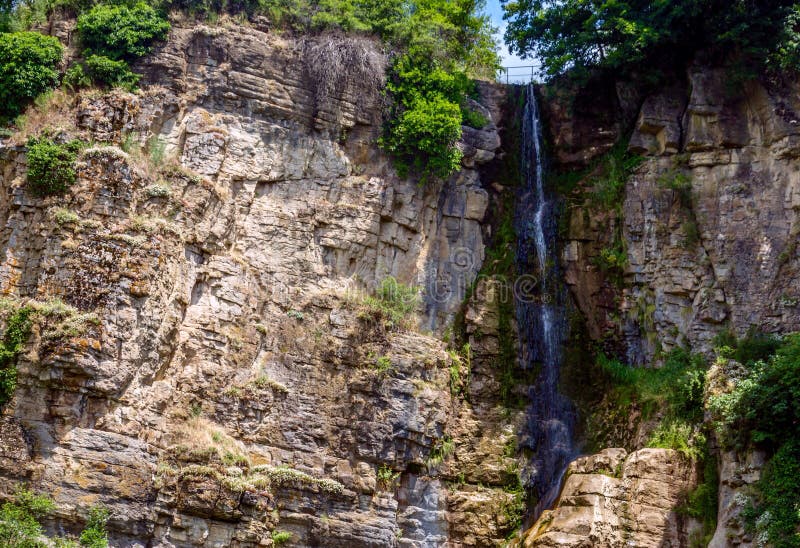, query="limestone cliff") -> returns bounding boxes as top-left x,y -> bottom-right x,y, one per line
2,15 -> 799,548
0,21 -> 522,547
518,67 -> 800,546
